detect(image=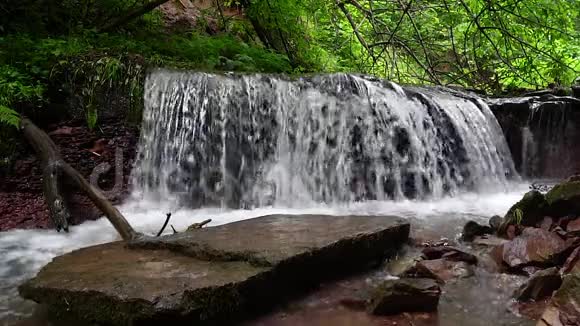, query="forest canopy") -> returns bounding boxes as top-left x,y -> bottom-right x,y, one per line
0,0 -> 578,133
